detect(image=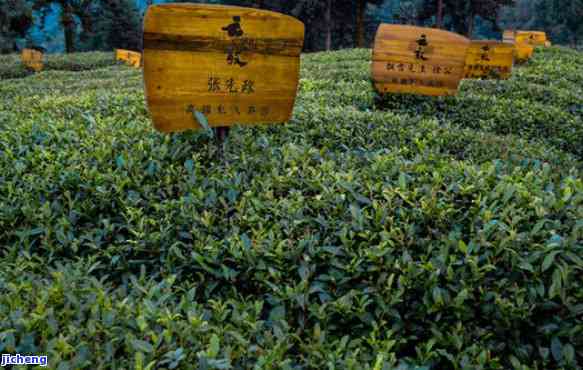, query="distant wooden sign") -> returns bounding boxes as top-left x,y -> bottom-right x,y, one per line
21,48 -> 43,72
502,31 -> 534,63
464,41 -> 514,80
372,25 -> 470,97
514,43 -> 534,63
143,4 -> 305,133
515,31 -> 549,47
115,49 -> 142,68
